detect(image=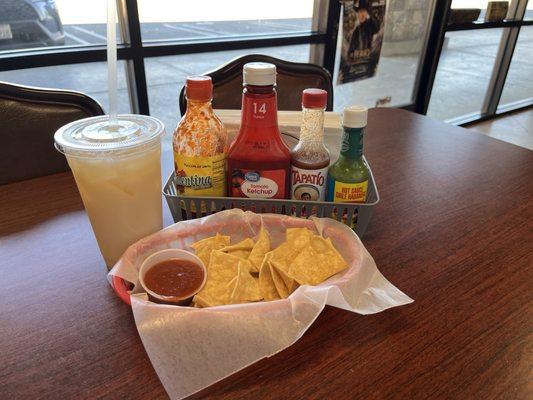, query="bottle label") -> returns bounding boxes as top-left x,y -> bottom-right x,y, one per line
230,168 -> 286,199
326,178 -> 368,203
291,165 -> 328,201
174,152 -> 226,196
241,93 -> 278,129
340,127 -> 364,158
